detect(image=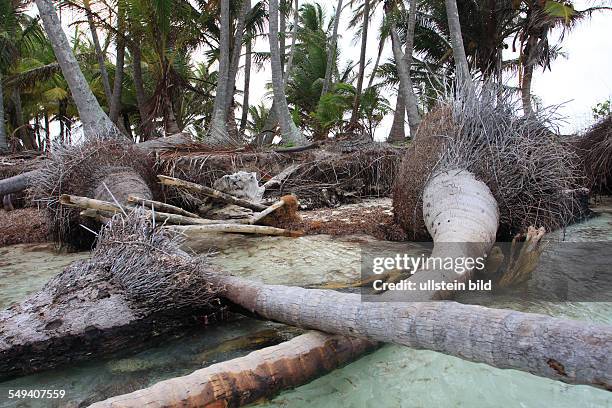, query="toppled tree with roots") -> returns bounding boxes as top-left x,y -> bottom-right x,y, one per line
573,115 -> 612,195
28,138 -> 159,248
393,86 -> 581,241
